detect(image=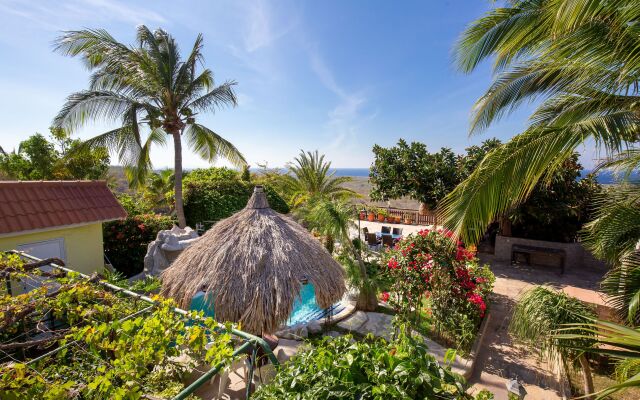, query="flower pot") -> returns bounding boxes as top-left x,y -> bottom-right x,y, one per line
394,216 -> 401,224
367,213 -> 375,222
377,214 -> 385,222
404,218 -> 412,225
359,211 -> 366,220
